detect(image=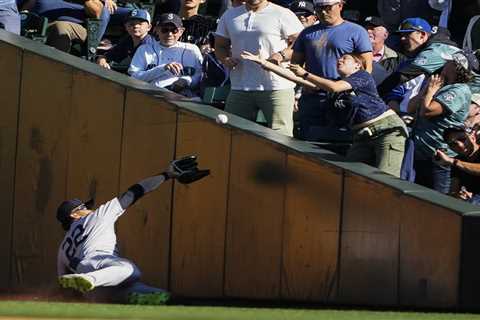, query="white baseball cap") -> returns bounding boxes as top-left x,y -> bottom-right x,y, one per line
472,93 -> 480,106
313,0 -> 341,6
